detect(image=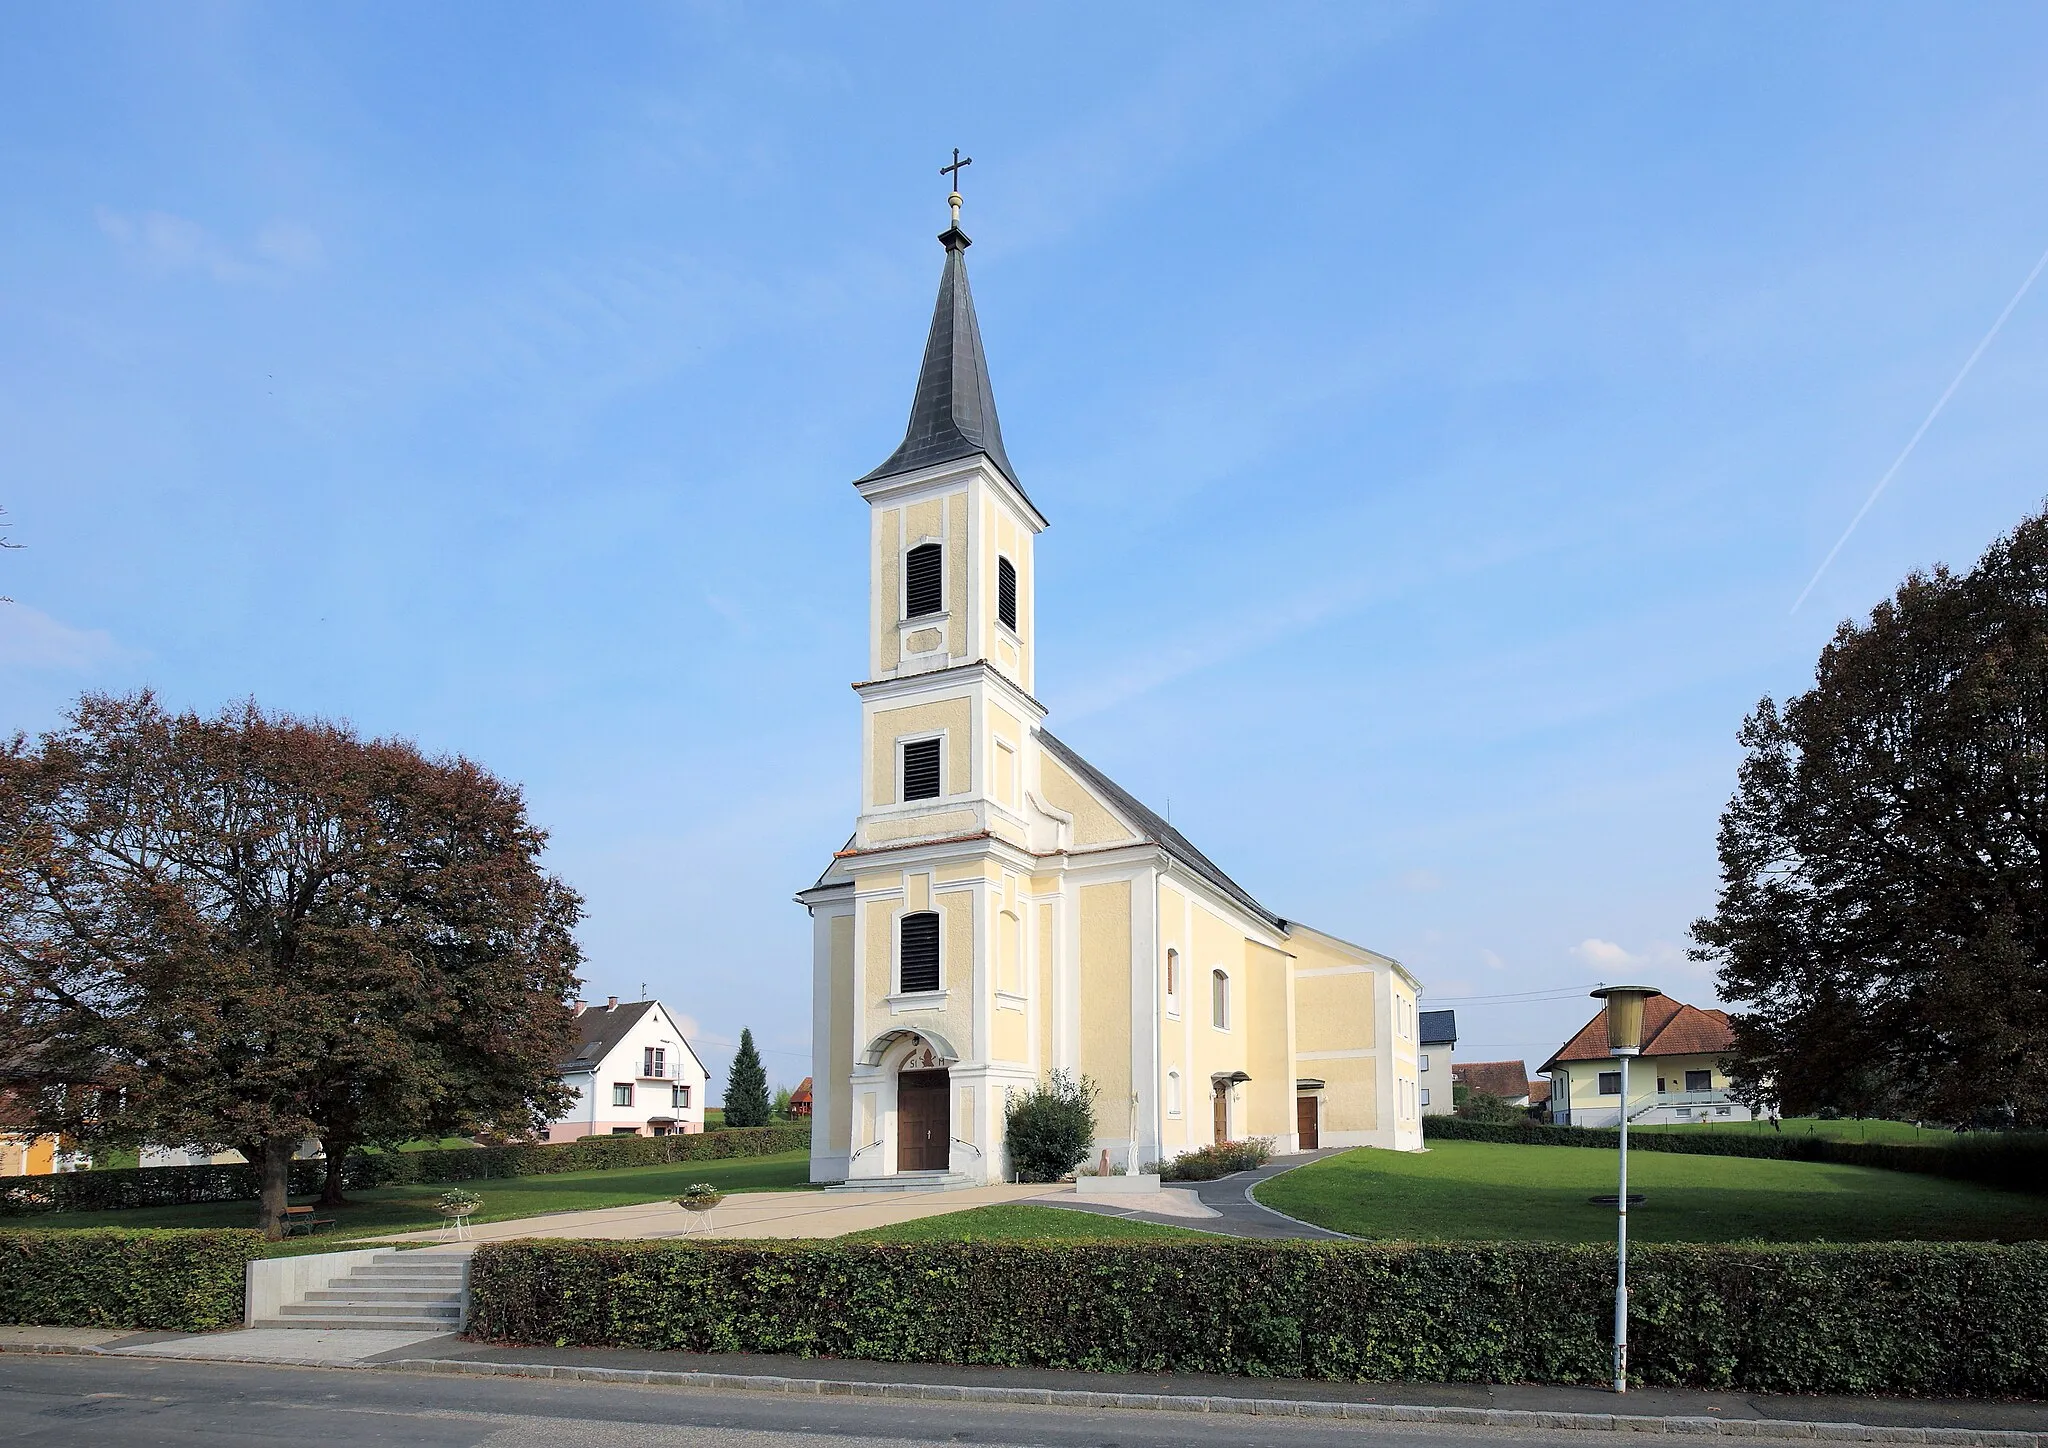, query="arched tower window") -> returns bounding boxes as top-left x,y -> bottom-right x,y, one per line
1165,948 -> 1180,1009
1211,969 -> 1230,1030
900,911 -> 941,994
905,543 -> 943,619
997,556 -> 1018,631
